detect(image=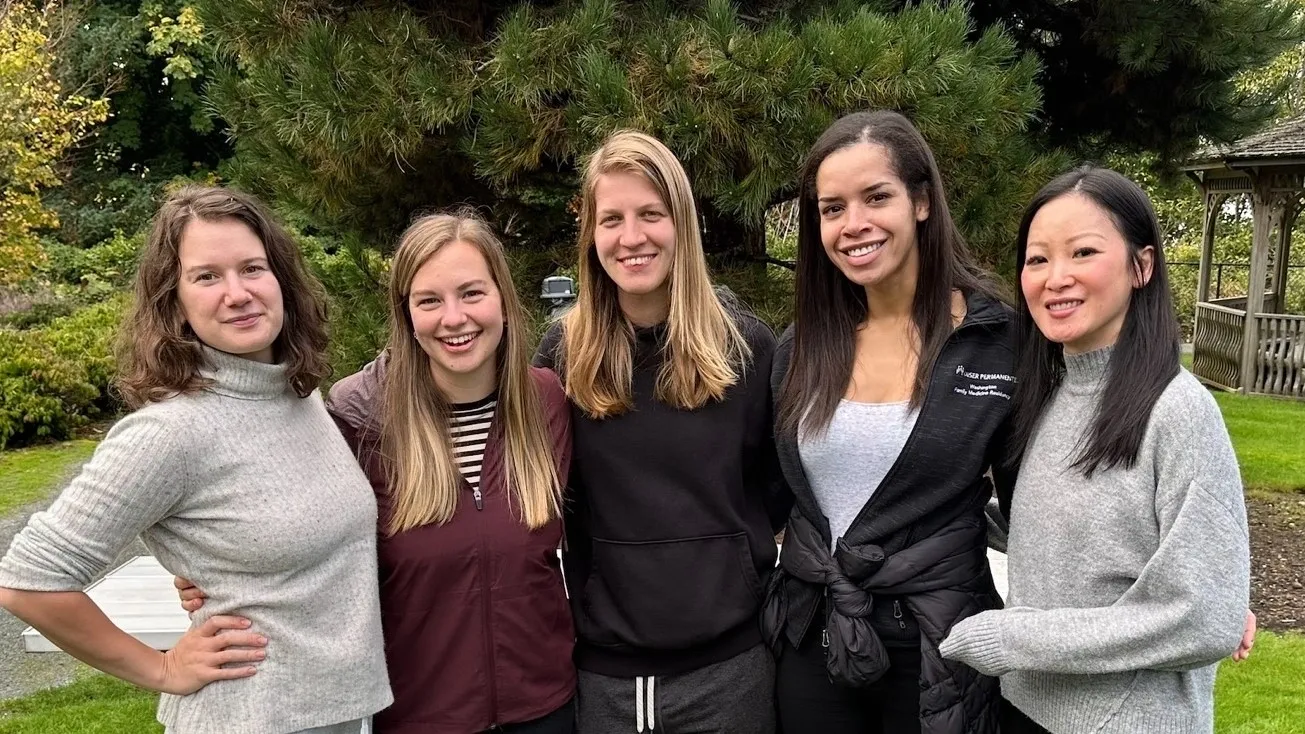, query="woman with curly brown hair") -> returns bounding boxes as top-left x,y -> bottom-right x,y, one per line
0,185 -> 392,734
